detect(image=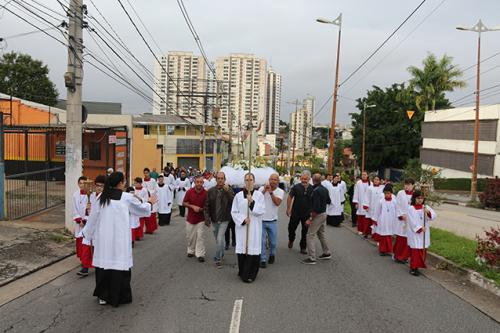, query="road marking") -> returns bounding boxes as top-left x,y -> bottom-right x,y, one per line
229,299 -> 243,333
